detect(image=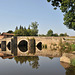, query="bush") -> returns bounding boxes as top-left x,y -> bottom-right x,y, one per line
71,44 -> 75,51
71,59 -> 75,66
